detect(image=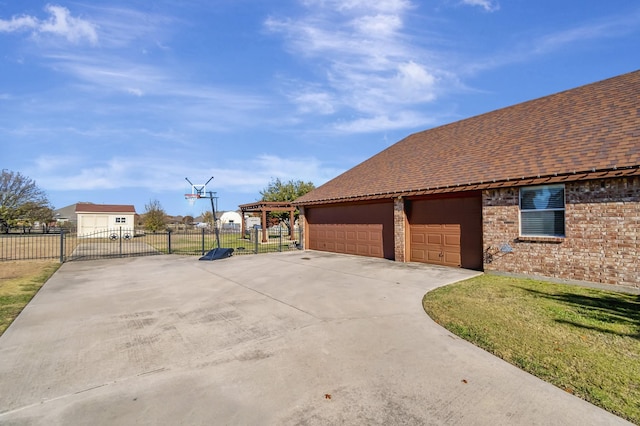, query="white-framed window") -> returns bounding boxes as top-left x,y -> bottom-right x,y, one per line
115,217 -> 126,224
519,184 -> 565,237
